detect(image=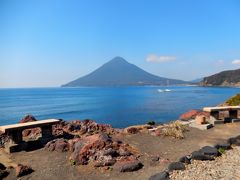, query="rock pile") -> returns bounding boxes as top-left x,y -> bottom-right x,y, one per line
45,133 -> 142,172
